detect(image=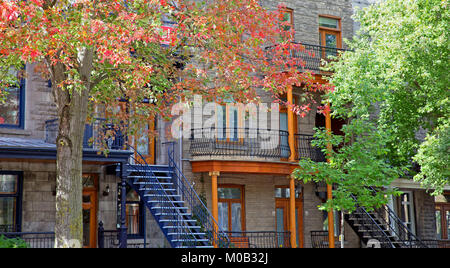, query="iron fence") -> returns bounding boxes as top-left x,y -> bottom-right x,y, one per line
0,232 -> 55,248
225,231 -> 291,248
